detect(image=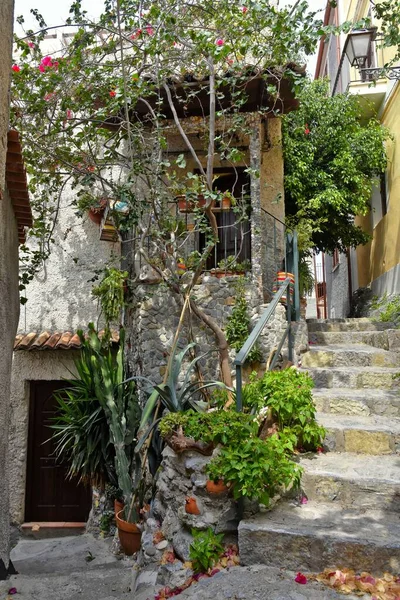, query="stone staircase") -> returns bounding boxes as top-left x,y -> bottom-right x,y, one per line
239,318 -> 400,574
